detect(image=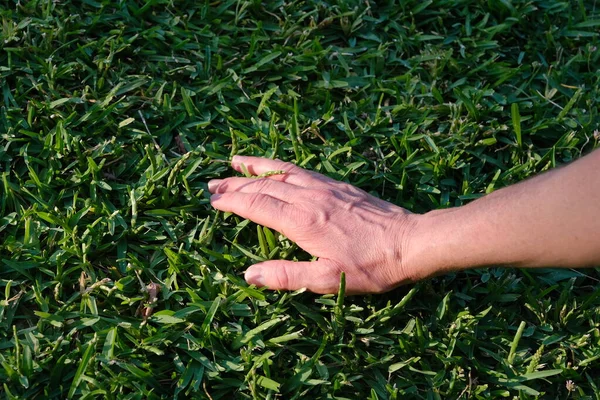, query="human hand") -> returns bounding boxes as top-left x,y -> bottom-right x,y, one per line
208,156 -> 423,294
